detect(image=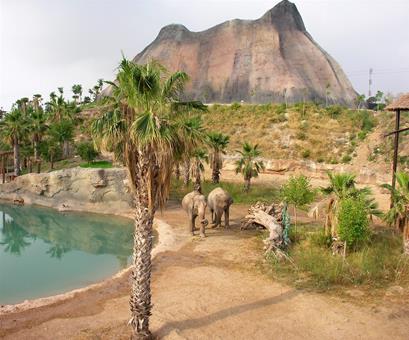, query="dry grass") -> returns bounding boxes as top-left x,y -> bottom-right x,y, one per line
201,103 -> 385,163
